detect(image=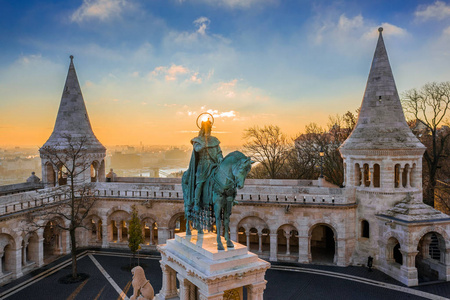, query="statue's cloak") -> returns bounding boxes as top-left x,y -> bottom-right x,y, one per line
182,136 -> 221,215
